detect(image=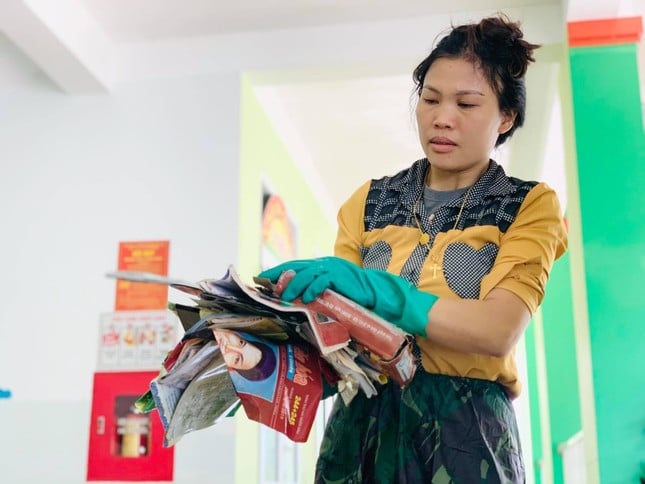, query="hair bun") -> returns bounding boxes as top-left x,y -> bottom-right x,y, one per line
474,15 -> 539,78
